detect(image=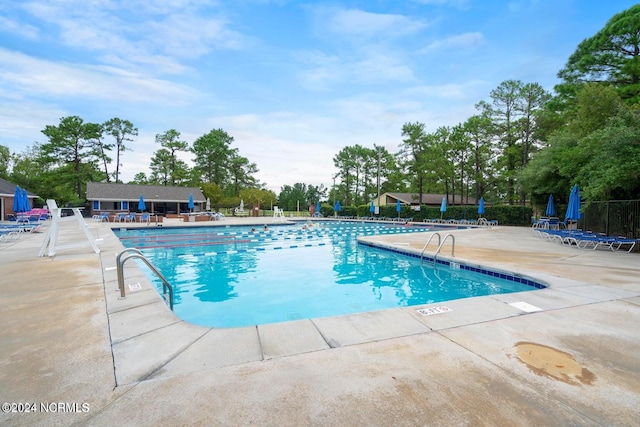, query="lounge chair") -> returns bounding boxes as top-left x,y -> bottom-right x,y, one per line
114,213 -> 127,222
0,229 -> 20,243
125,212 -> 137,222
611,237 -> 637,252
